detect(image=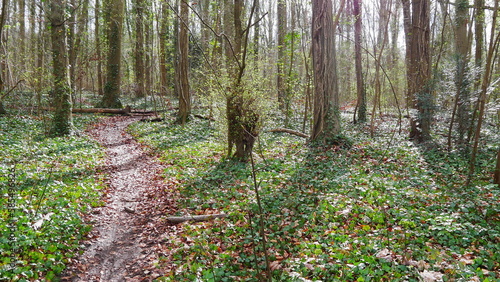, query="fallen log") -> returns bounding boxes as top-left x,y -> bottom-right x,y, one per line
268,128 -> 309,138
39,105 -> 131,115
166,214 -> 228,225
